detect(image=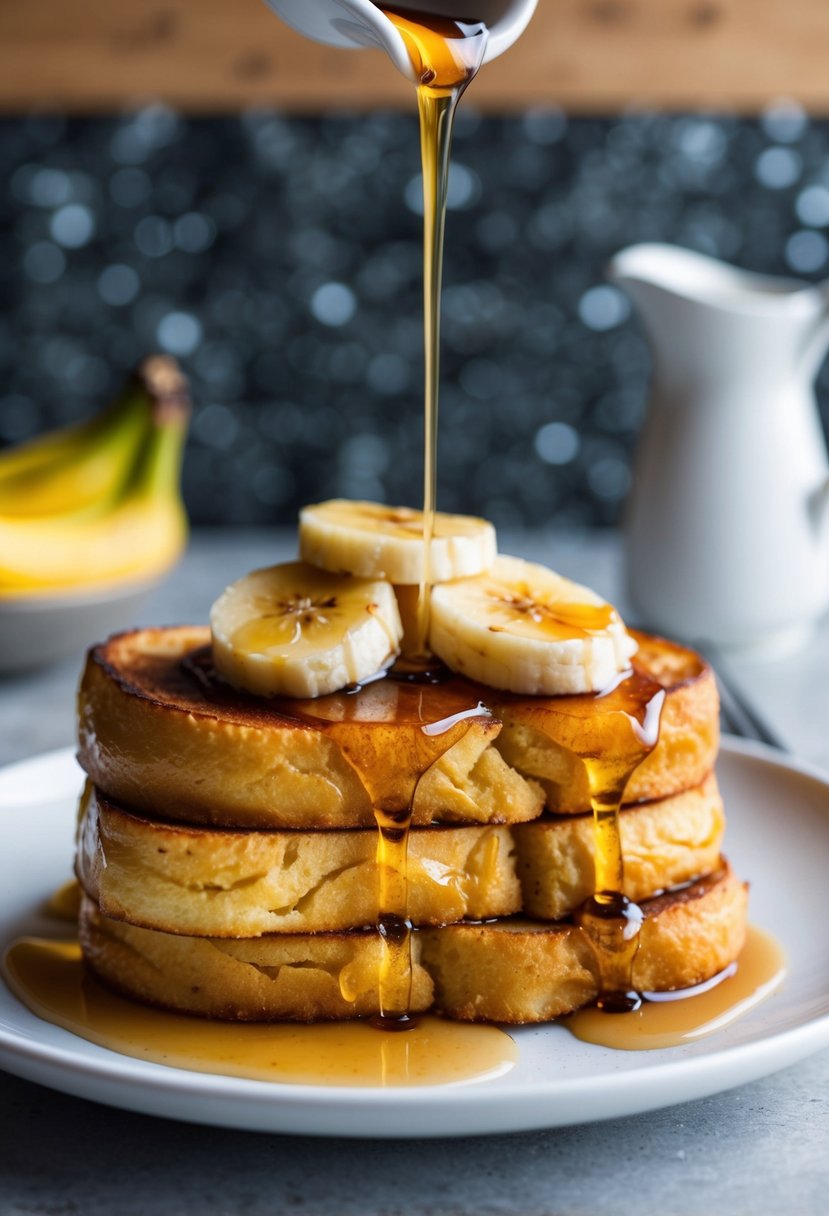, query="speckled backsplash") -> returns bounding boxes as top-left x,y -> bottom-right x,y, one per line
2,104 -> 829,529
